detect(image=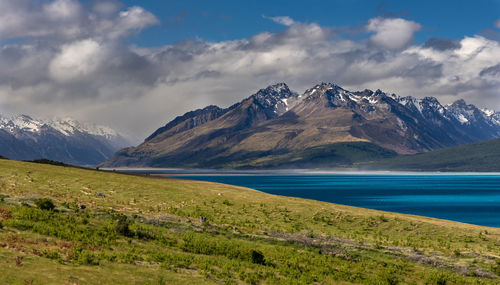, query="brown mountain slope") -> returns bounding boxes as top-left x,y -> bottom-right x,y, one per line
101,82 -> 500,168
